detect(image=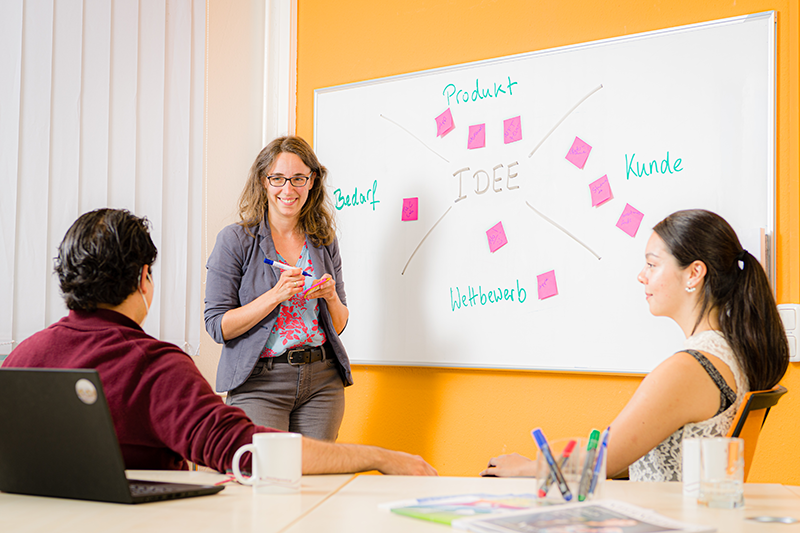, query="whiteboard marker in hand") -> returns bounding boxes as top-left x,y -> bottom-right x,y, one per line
264,258 -> 312,277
